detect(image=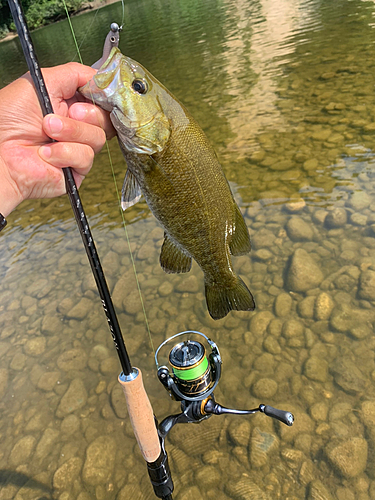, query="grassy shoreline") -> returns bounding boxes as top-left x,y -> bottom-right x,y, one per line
0,0 -> 120,43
